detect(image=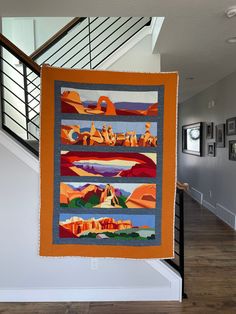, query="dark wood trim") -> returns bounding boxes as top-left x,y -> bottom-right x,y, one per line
30,17 -> 86,61
0,33 -> 40,75
177,181 -> 189,191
